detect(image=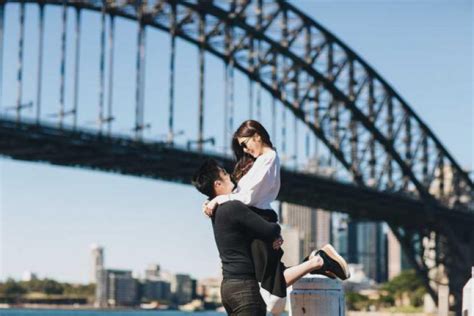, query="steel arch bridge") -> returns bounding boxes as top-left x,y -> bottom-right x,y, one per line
0,0 -> 472,312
